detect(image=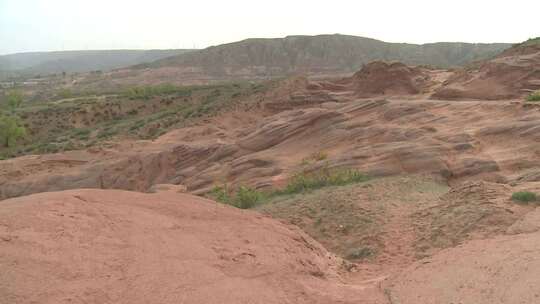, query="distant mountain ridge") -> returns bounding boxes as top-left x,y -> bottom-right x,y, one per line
136,34 -> 511,77
0,49 -> 195,77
